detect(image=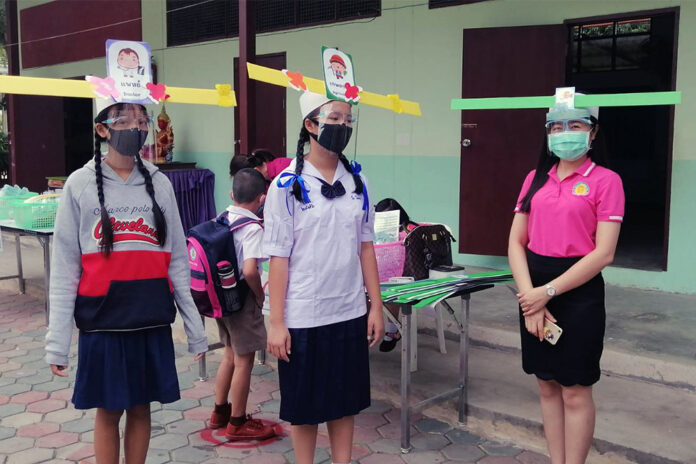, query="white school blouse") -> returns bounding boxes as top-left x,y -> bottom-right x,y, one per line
263,158 -> 376,329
